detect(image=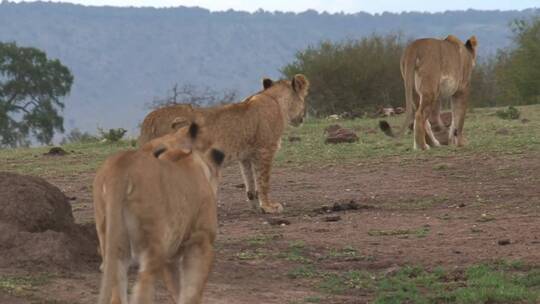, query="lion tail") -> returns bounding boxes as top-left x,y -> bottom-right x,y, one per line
379,48 -> 417,139
97,178 -> 129,304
